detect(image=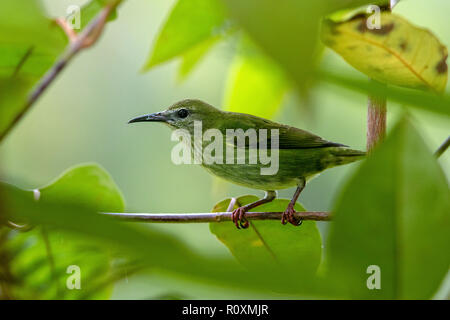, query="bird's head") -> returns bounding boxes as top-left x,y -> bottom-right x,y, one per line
128,99 -> 220,131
